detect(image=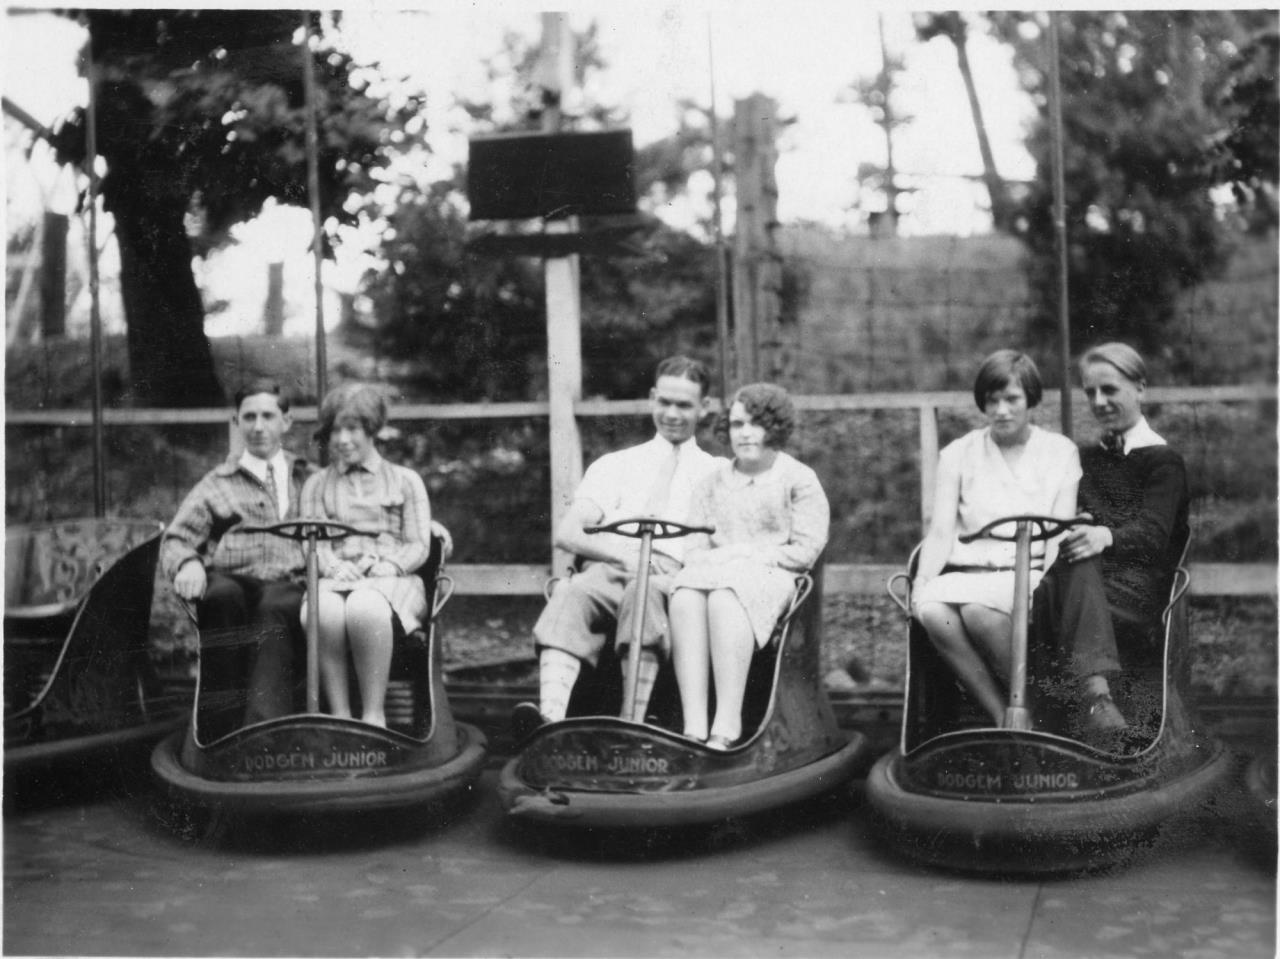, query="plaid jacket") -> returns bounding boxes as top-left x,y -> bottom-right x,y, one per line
160,452 -> 315,584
